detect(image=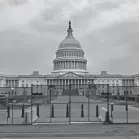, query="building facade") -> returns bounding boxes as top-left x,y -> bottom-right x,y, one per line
0,21 -> 139,97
